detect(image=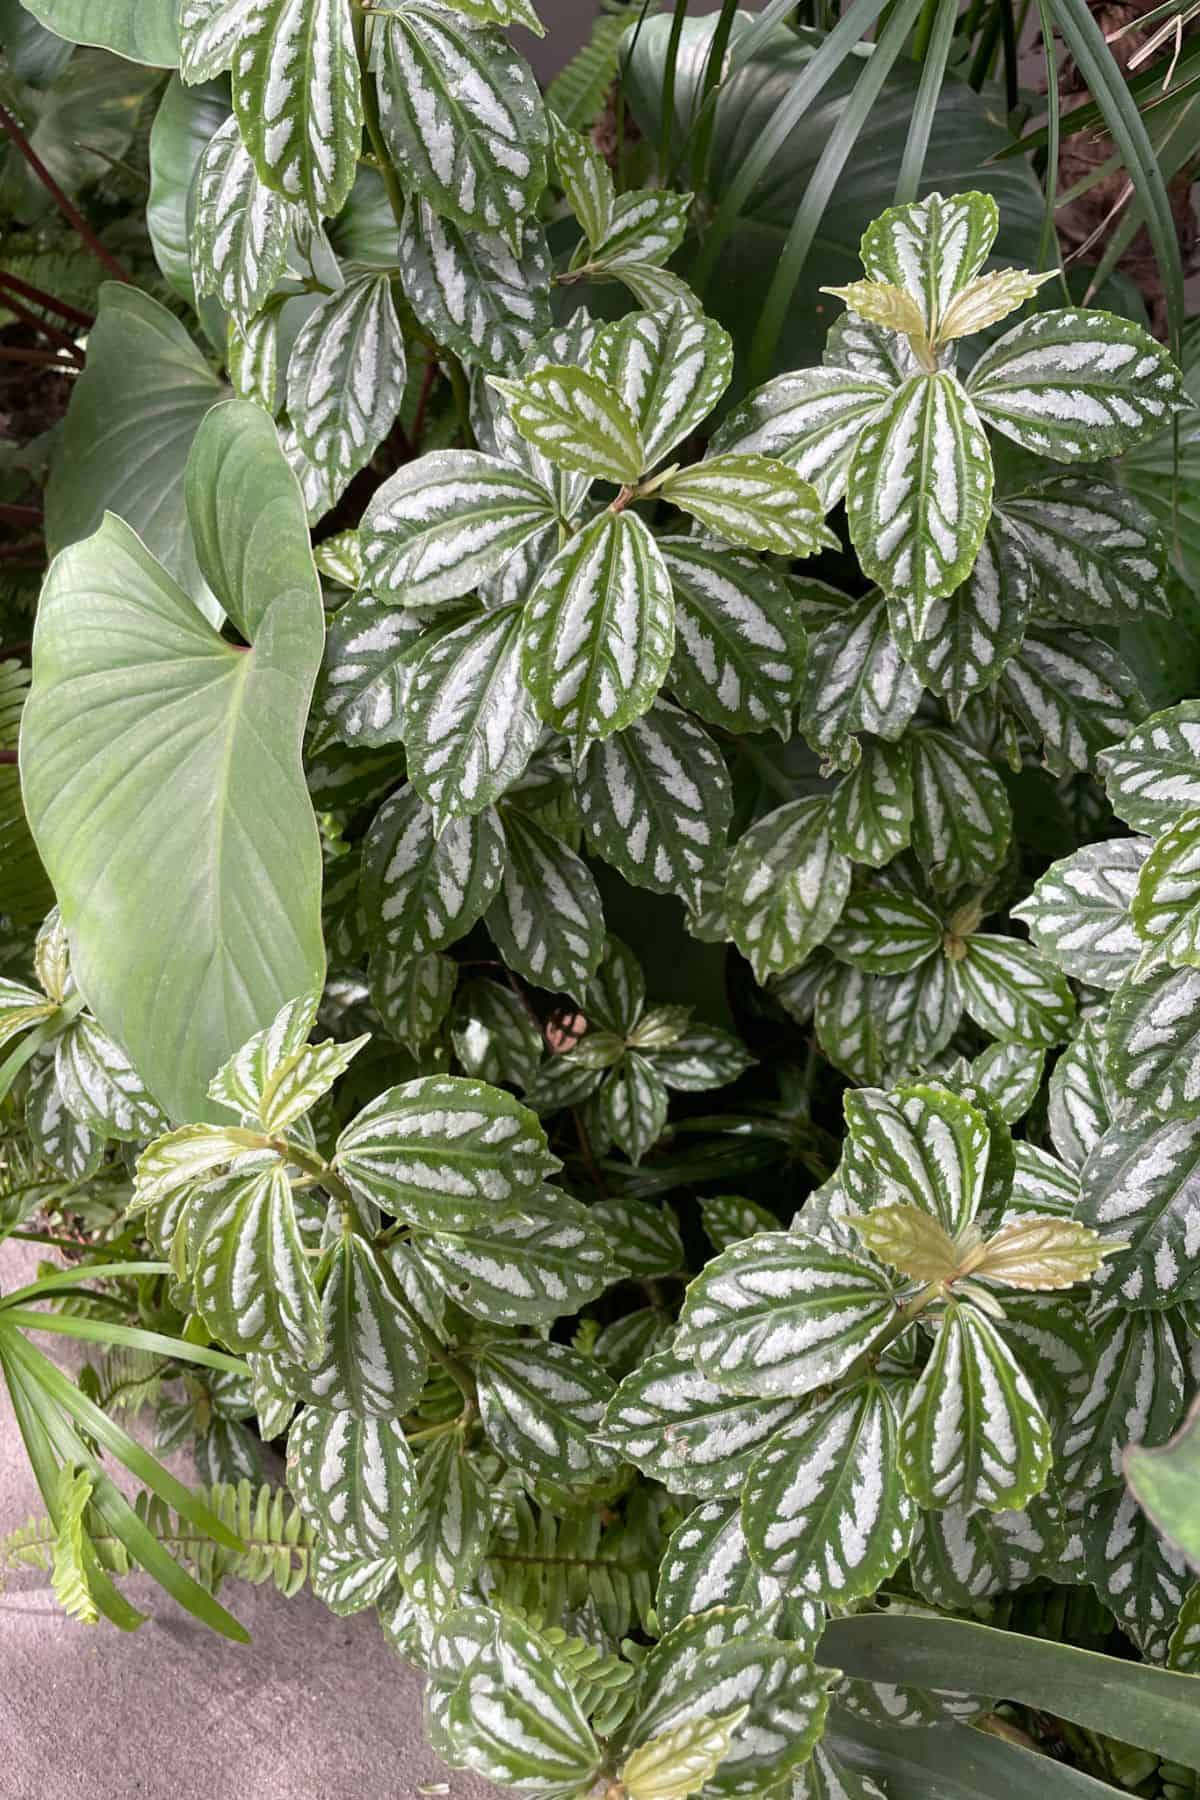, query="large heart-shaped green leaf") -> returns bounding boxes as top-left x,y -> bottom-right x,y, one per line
20,0 -> 179,64
23,400 -> 325,1123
